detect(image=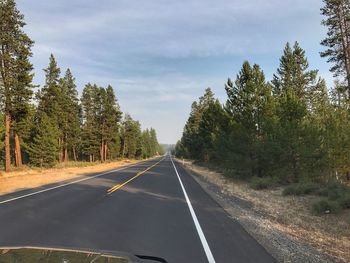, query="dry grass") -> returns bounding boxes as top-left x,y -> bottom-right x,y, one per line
0,160 -> 139,195
180,160 -> 350,263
